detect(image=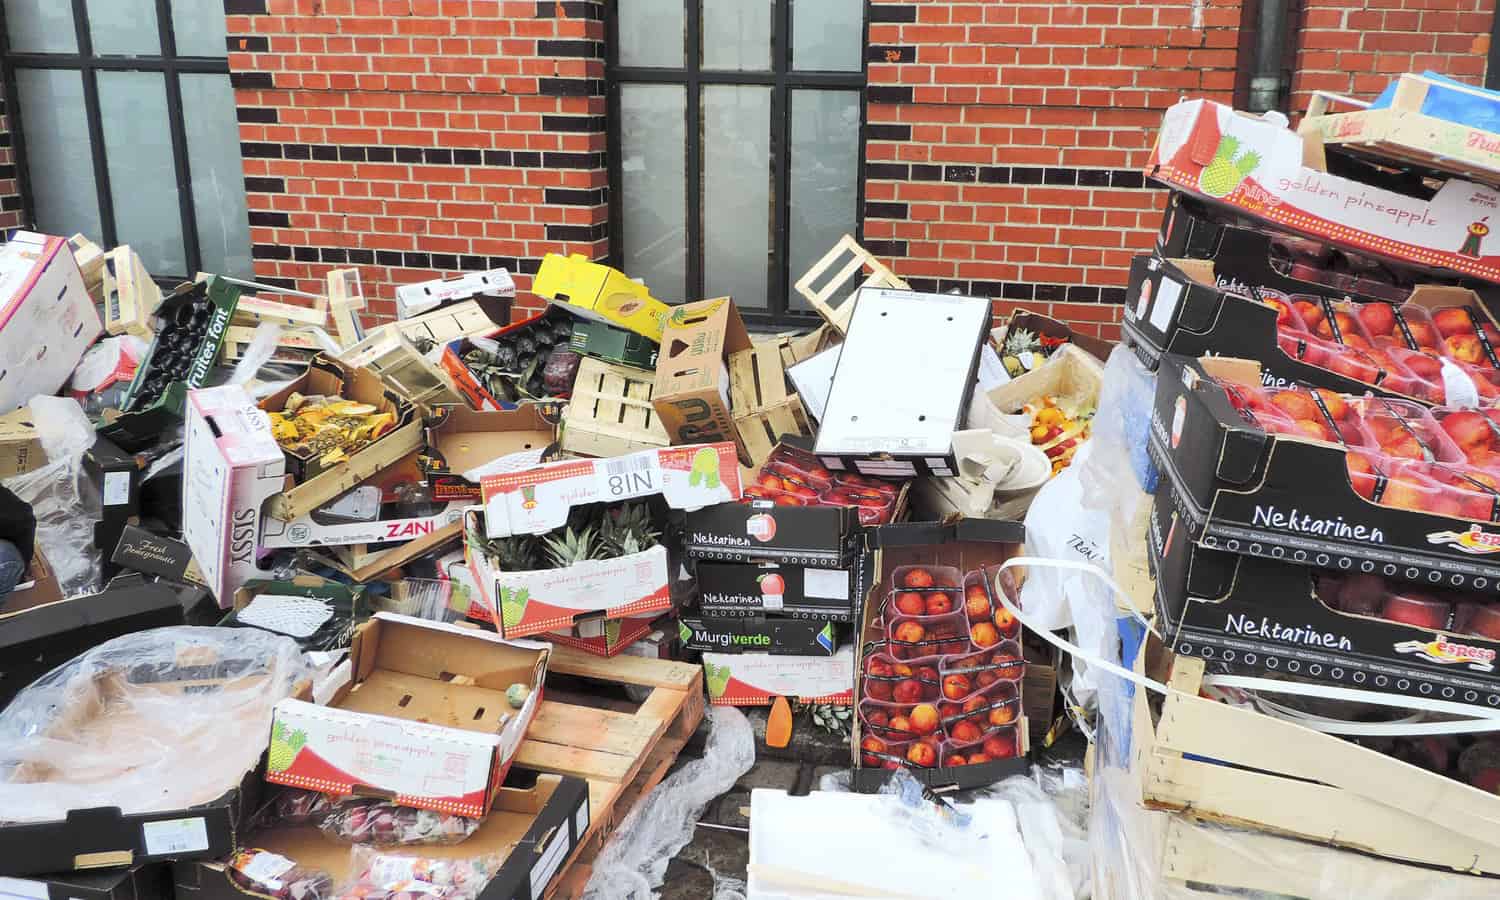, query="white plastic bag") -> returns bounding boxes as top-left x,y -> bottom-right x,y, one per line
3,396 -> 106,597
